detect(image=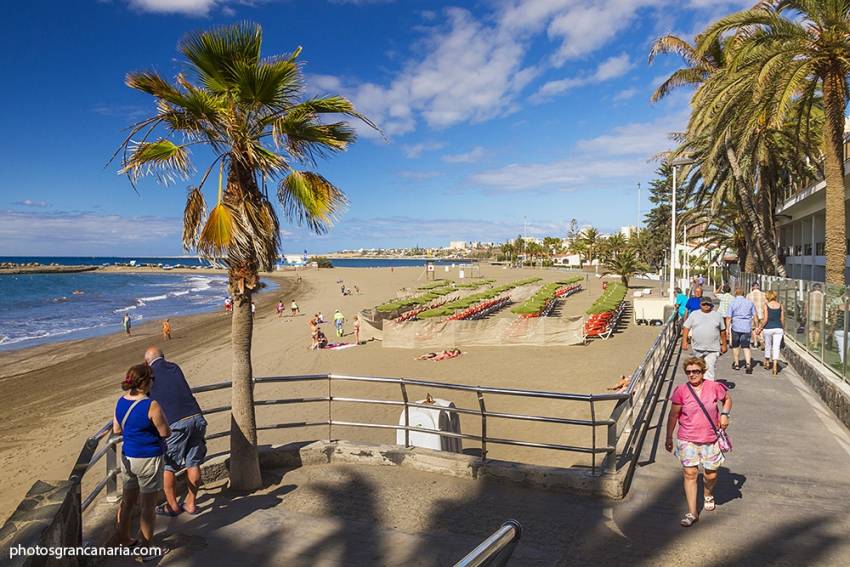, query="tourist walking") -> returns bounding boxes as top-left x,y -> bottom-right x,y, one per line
113,364 -> 169,560
747,283 -> 766,349
675,287 -> 688,319
276,301 -> 284,318
122,313 -> 132,336
145,348 -> 207,517
224,297 -> 232,313
684,287 -> 703,321
291,299 -> 300,317
665,357 -> 732,527
716,284 -> 734,319
161,319 -> 172,341
681,297 -> 727,380
727,288 -> 757,373
334,309 -> 345,337
757,290 -> 785,375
